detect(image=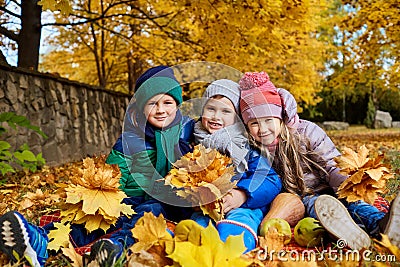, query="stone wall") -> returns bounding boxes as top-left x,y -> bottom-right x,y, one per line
0,64 -> 130,166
